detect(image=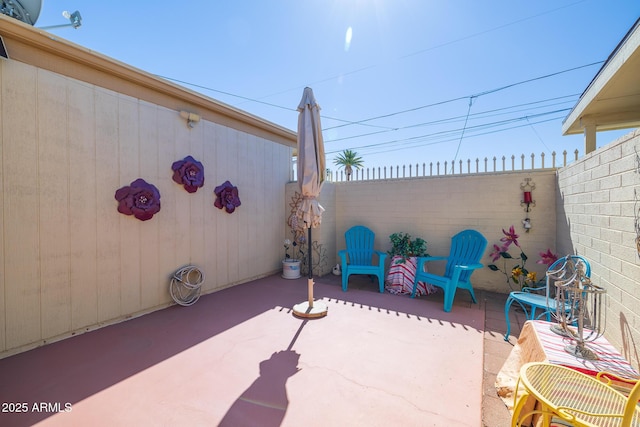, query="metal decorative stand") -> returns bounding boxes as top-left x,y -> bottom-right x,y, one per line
548,256 -> 606,360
